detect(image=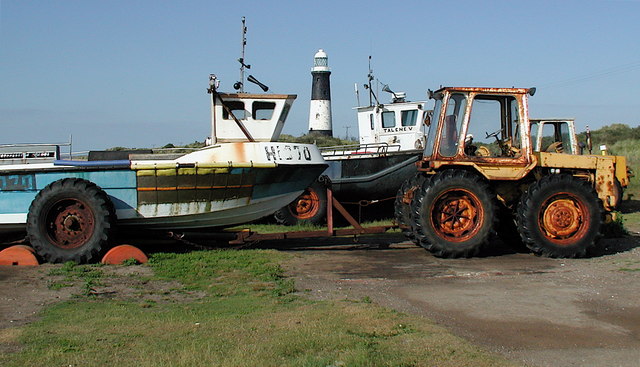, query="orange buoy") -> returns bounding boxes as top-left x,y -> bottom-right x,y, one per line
0,245 -> 39,266
101,245 -> 148,265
